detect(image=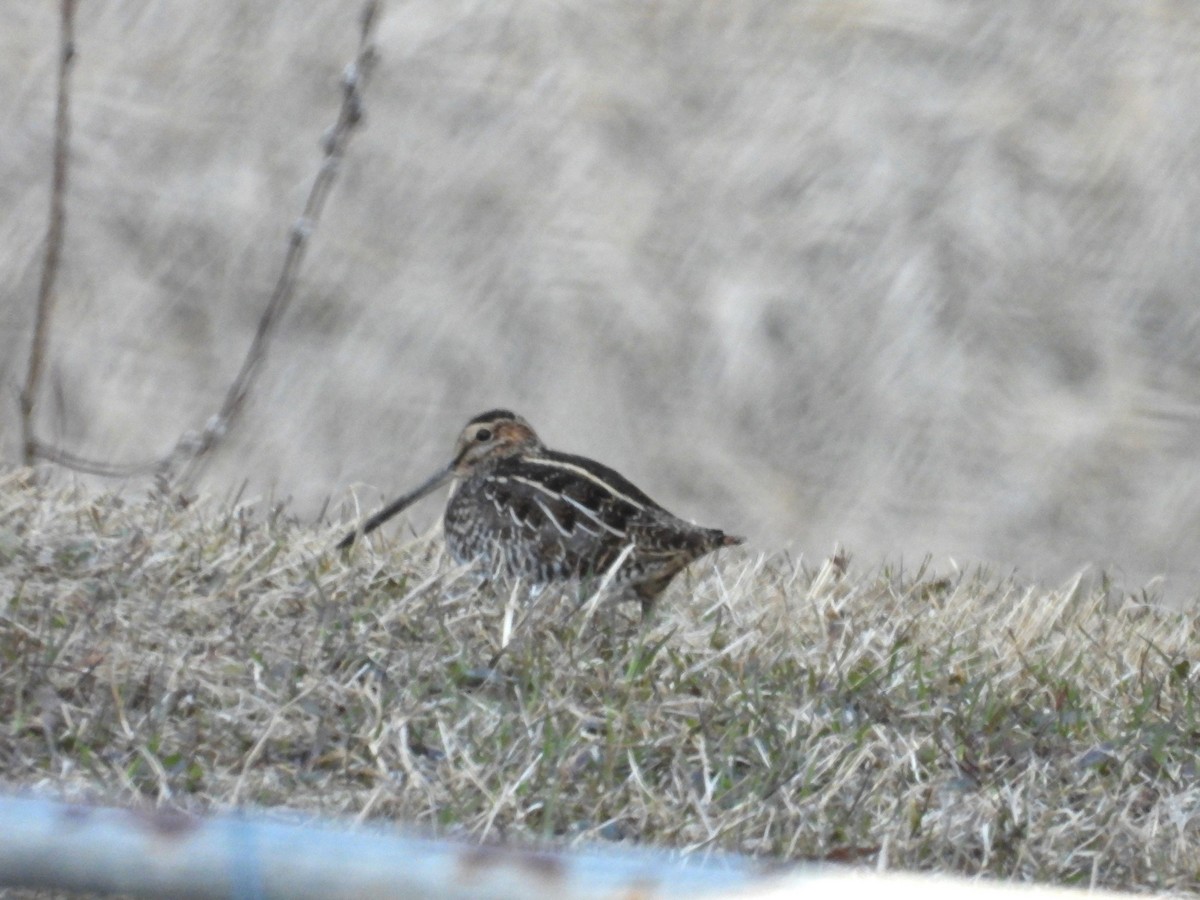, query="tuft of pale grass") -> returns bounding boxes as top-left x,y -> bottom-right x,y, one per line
1,468 -> 1198,894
